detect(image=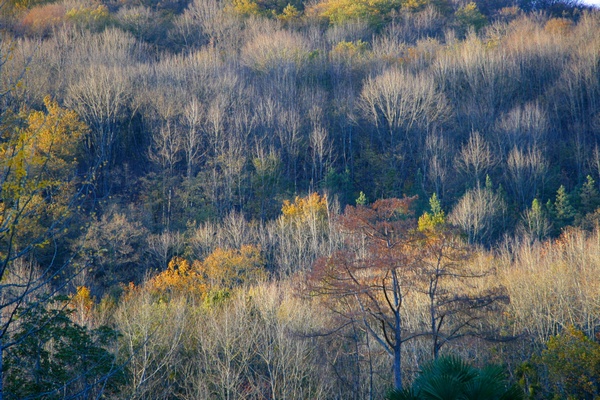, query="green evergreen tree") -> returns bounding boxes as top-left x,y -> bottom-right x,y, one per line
356,191 -> 368,206
485,174 -> 494,192
455,2 -> 487,33
521,198 -> 551,241
418,193 -> 446,231
553,185 -> 575,229
579,175 -> 600,215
